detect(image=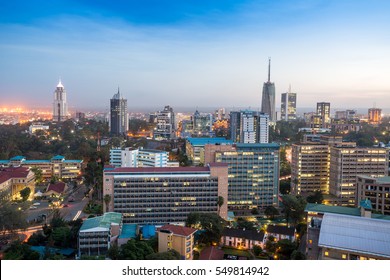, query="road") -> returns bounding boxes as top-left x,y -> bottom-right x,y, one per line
26,184 -> 91,223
